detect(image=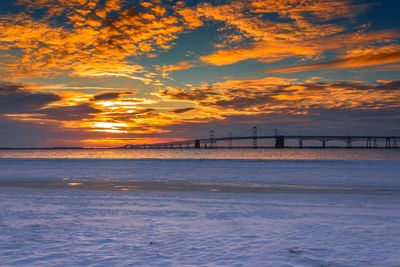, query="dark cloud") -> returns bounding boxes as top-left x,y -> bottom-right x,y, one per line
214,95 -> 275,109
97,108 -> 156,122
376,81 -> 400,91
41,103 -> 101,121
91,92 -> 126,101
0,82 -> 101,121
0,82 -> 60,114
0,116 -> 86,148
160,88 -> 214,101
173,107 -> 195,113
